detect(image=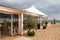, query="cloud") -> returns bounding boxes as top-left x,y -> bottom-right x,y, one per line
0,0 -> 38,9
0,0 -> 60,20
1,0 -> 37,5
49,13 -> 60,20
